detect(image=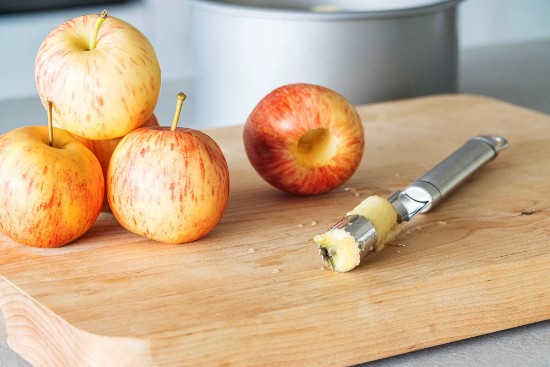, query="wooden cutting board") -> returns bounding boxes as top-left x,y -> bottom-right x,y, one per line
0,95 -> 548,366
